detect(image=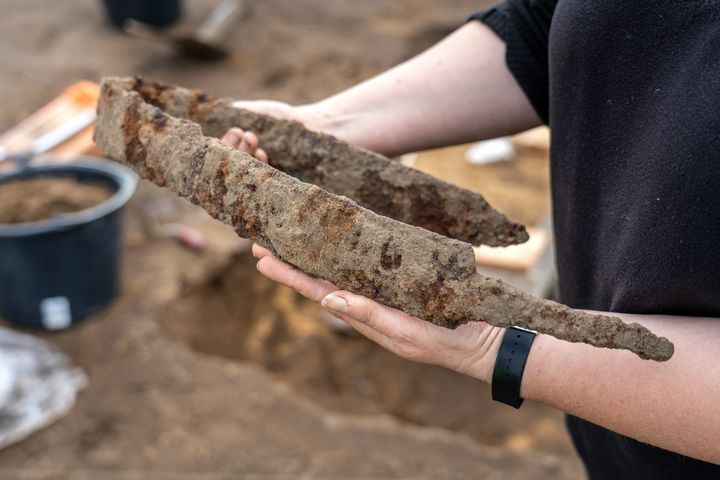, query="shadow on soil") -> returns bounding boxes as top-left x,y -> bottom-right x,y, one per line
155,253 -> 574,456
